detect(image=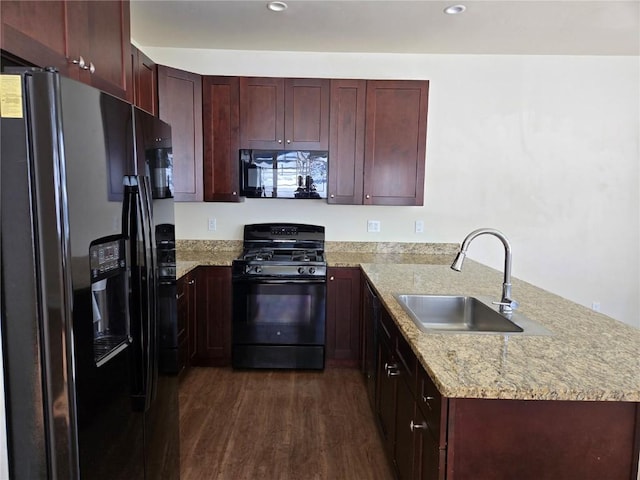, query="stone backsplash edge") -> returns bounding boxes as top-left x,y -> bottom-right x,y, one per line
176,239 -> 459,255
